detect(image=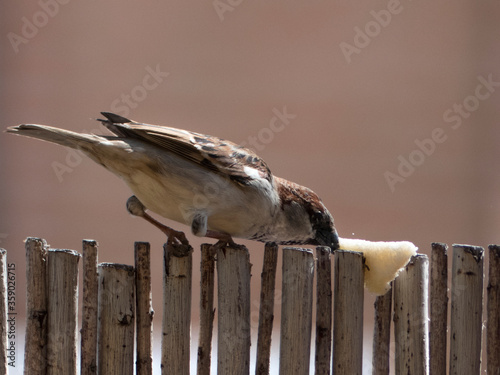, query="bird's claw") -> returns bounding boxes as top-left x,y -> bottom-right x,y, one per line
167,229 -> 190,247
213,238 -> 246,251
